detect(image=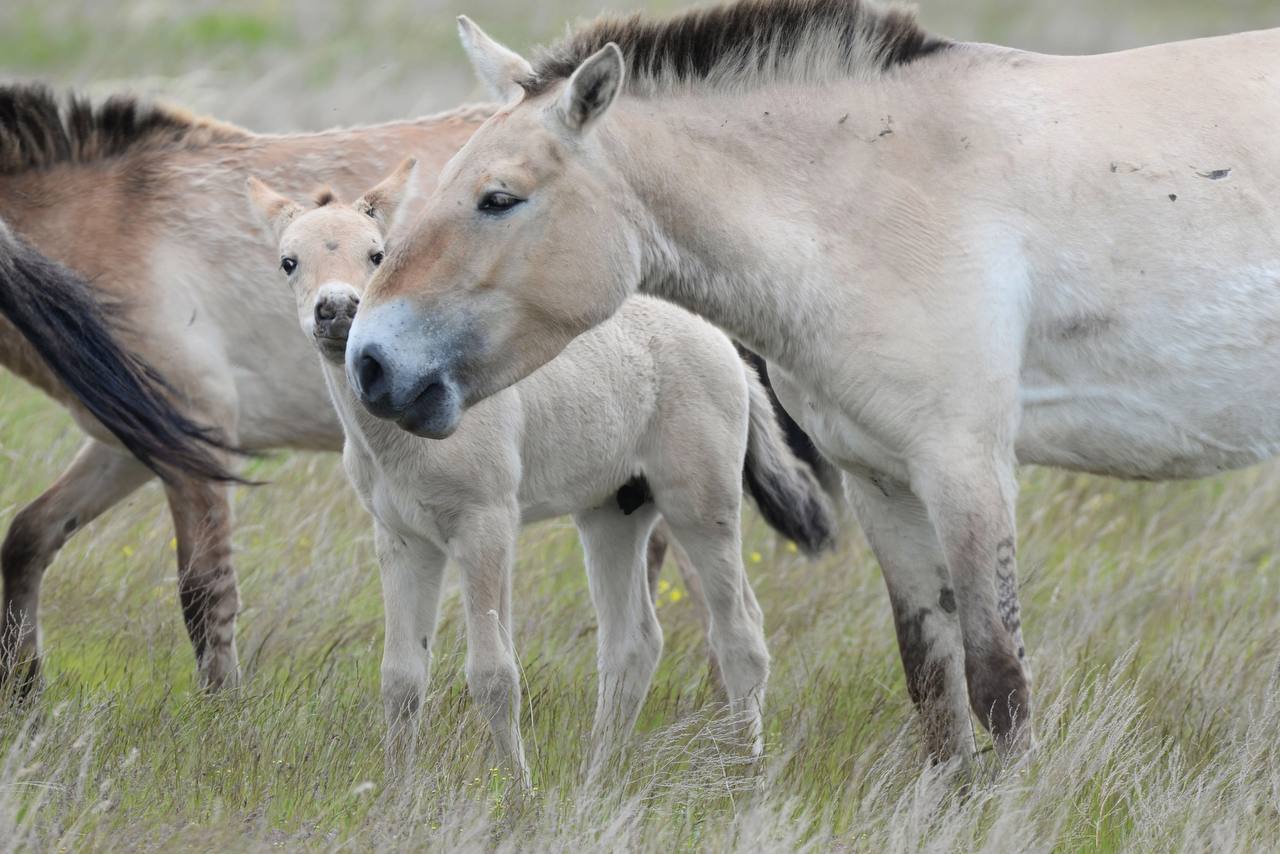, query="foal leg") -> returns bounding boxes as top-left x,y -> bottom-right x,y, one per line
914,452 -> 1031,758
659,477 -> 770,758
374,524 -> 446,763
575,504 -> 664,775
846,472 -> 975,762
647,519 -> 720,687
164,475 -> 242,690
1,439 -> 151,695
451,505 -> 529,786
